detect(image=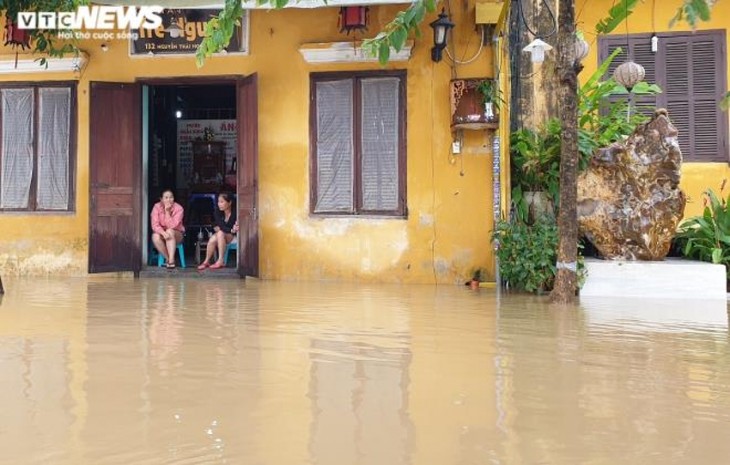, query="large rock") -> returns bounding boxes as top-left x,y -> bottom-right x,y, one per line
577,109 -> 686,260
